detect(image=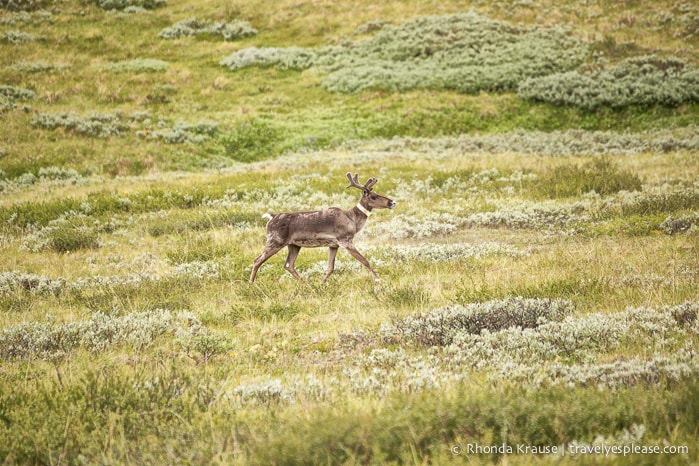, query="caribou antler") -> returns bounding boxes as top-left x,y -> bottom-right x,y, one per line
346,172 -> 378,191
